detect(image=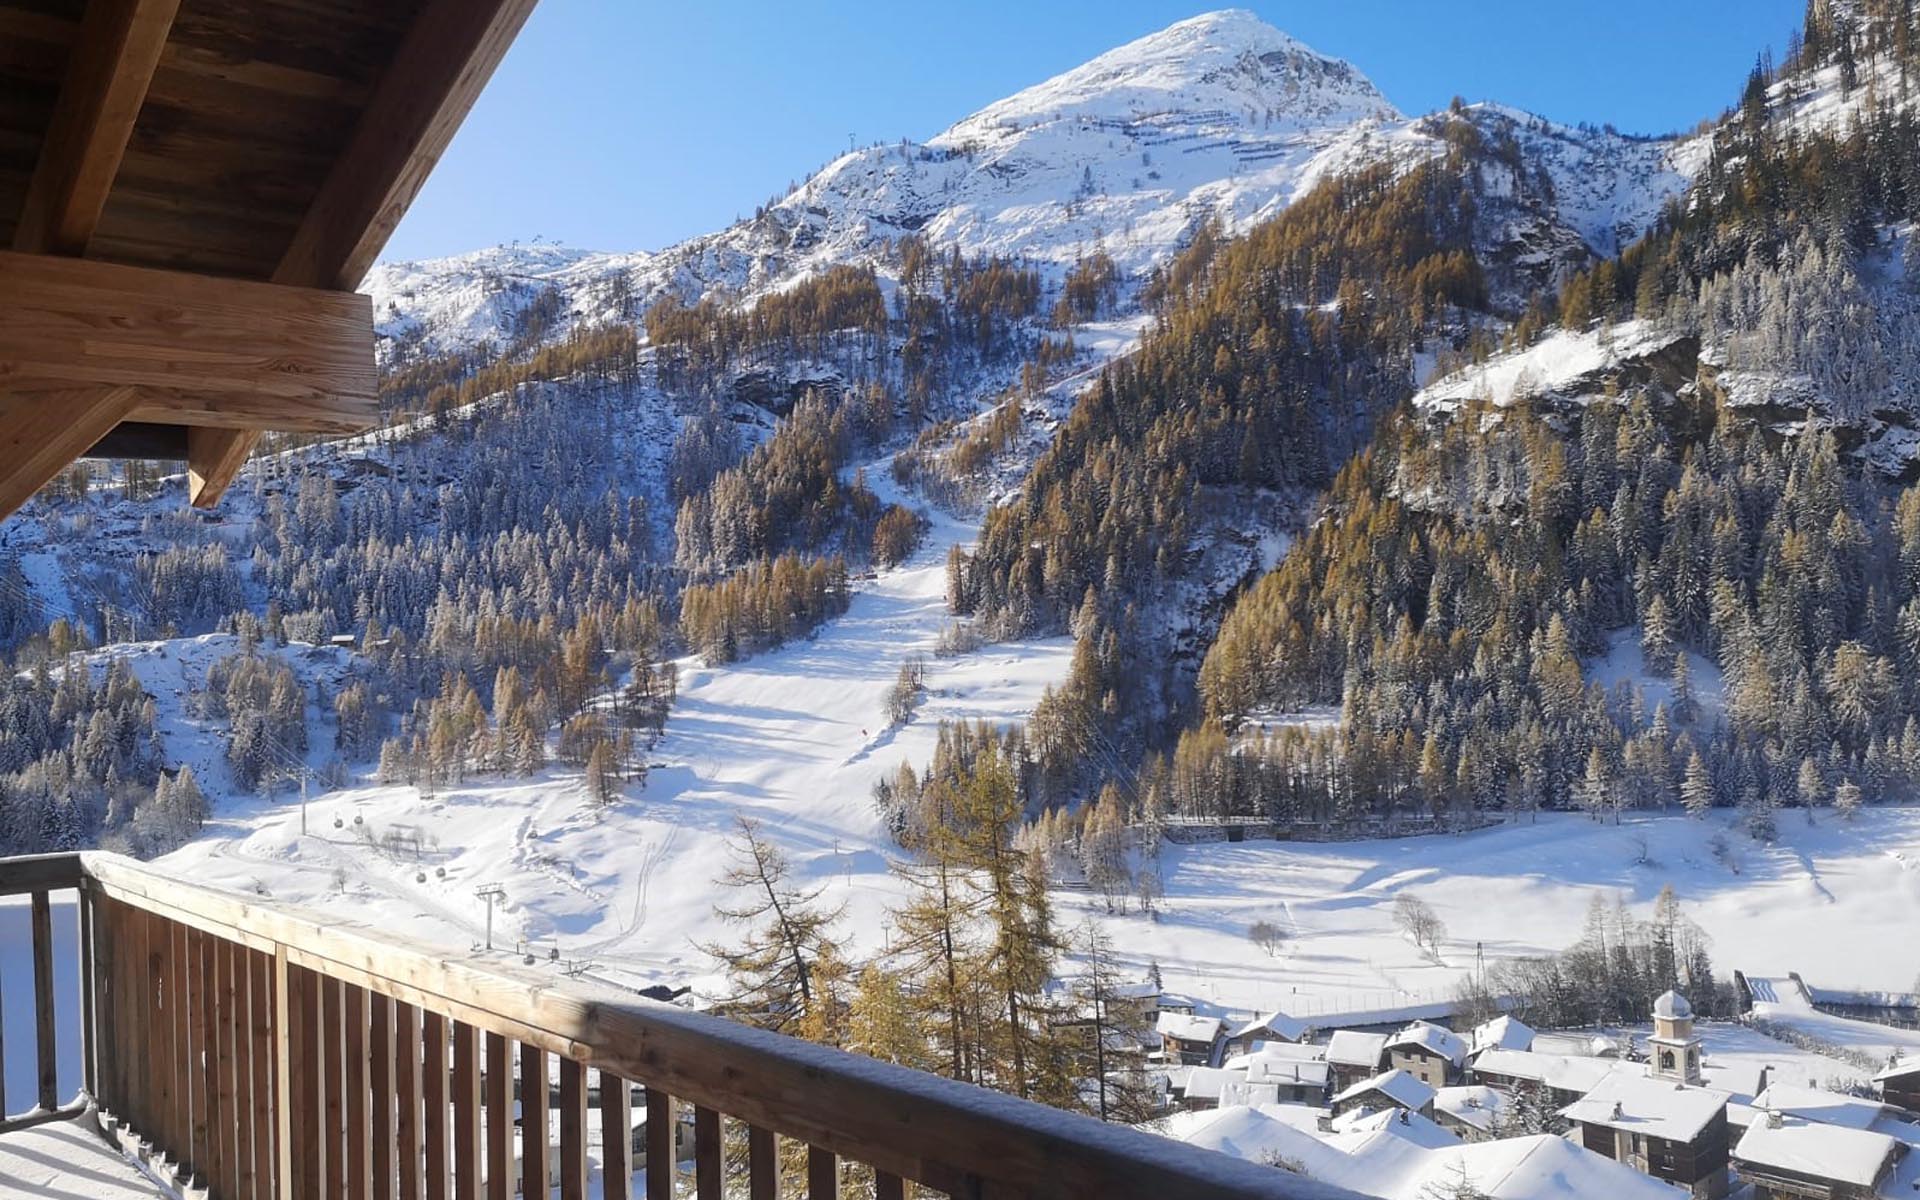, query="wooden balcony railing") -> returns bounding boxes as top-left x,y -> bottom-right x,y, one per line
0,851 -> 1357,1200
